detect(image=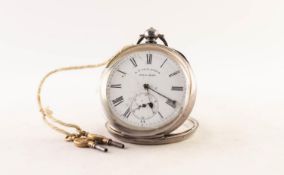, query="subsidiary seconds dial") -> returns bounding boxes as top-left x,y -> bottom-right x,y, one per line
106,50 -> 188,130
